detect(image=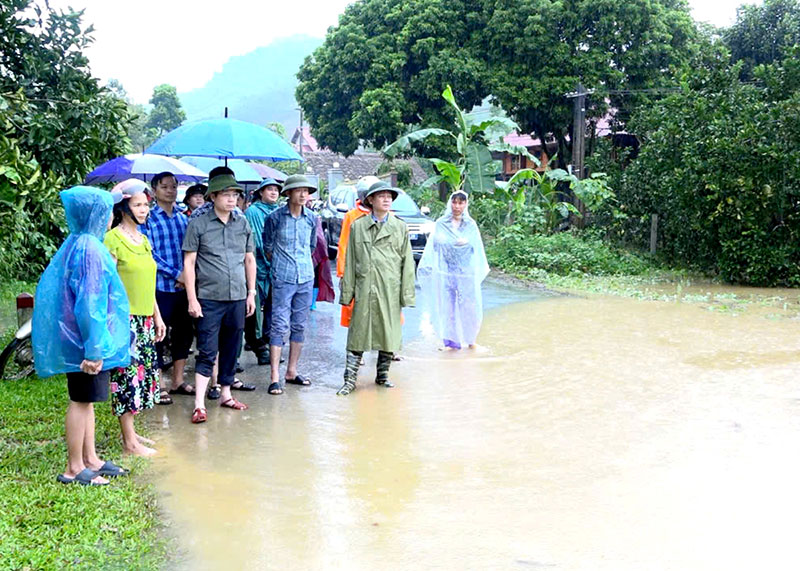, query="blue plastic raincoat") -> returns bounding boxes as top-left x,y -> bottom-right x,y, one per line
32,186 -> 131,377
